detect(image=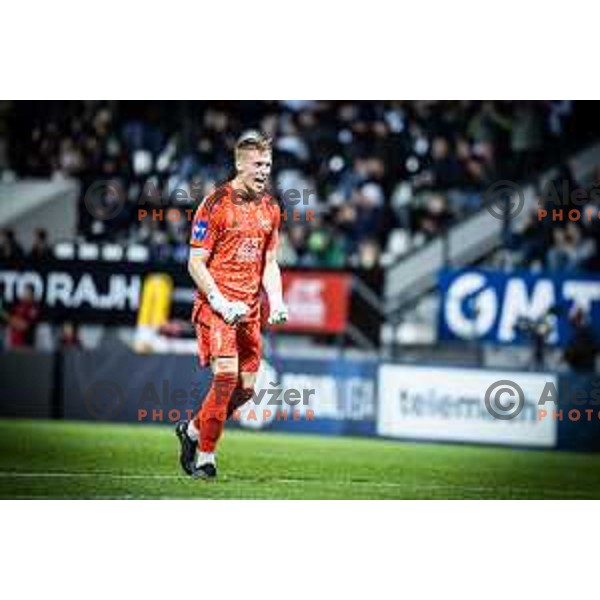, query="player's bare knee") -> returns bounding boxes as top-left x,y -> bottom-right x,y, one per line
212,356 -> 238,375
